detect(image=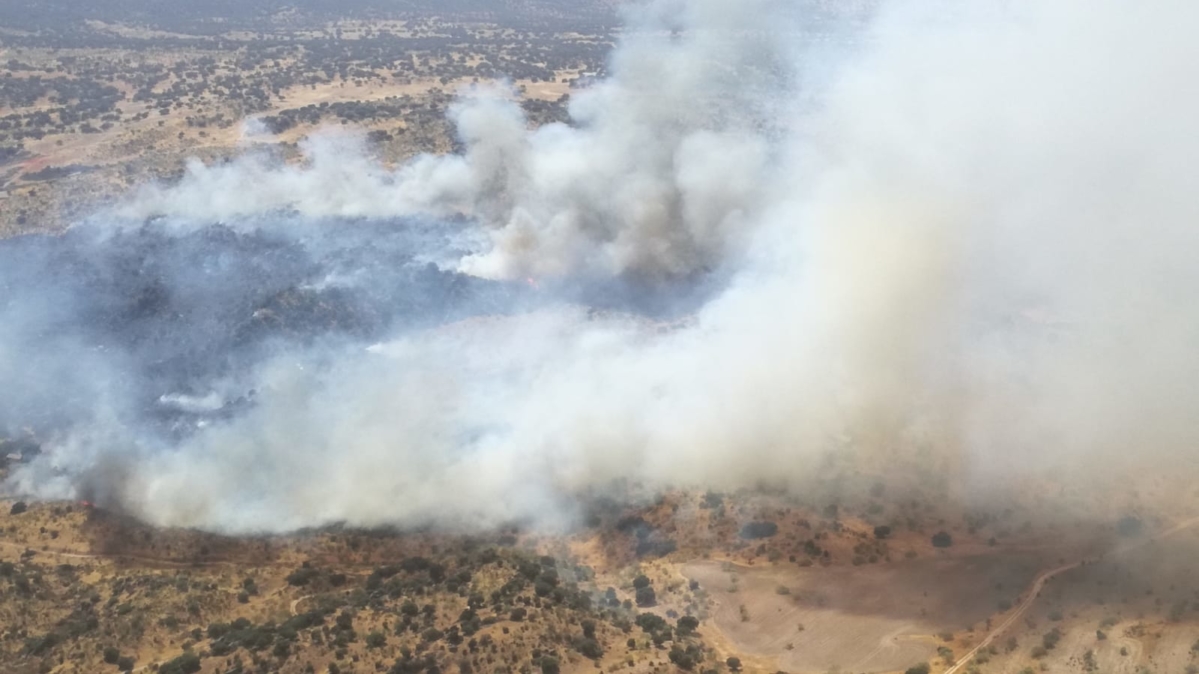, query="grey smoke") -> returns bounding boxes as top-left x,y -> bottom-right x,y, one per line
7,0 -> 1199,533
